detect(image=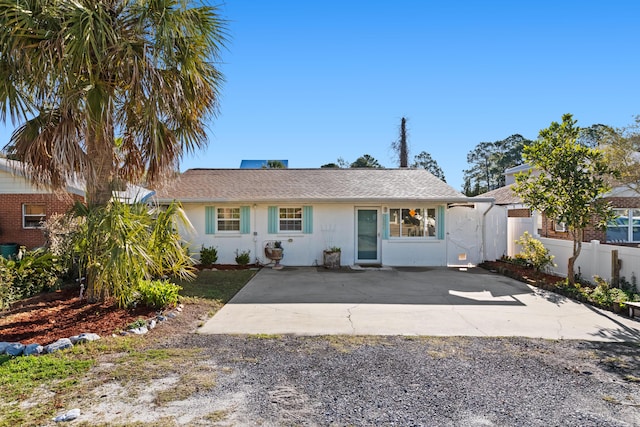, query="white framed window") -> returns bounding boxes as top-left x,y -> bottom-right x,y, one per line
606,209 -> 640,243
217,207 -> 240,232
389,207 -> 436,238
279,207 -> 302,232
554,220 -> 567,232
23,204 -> 46,229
